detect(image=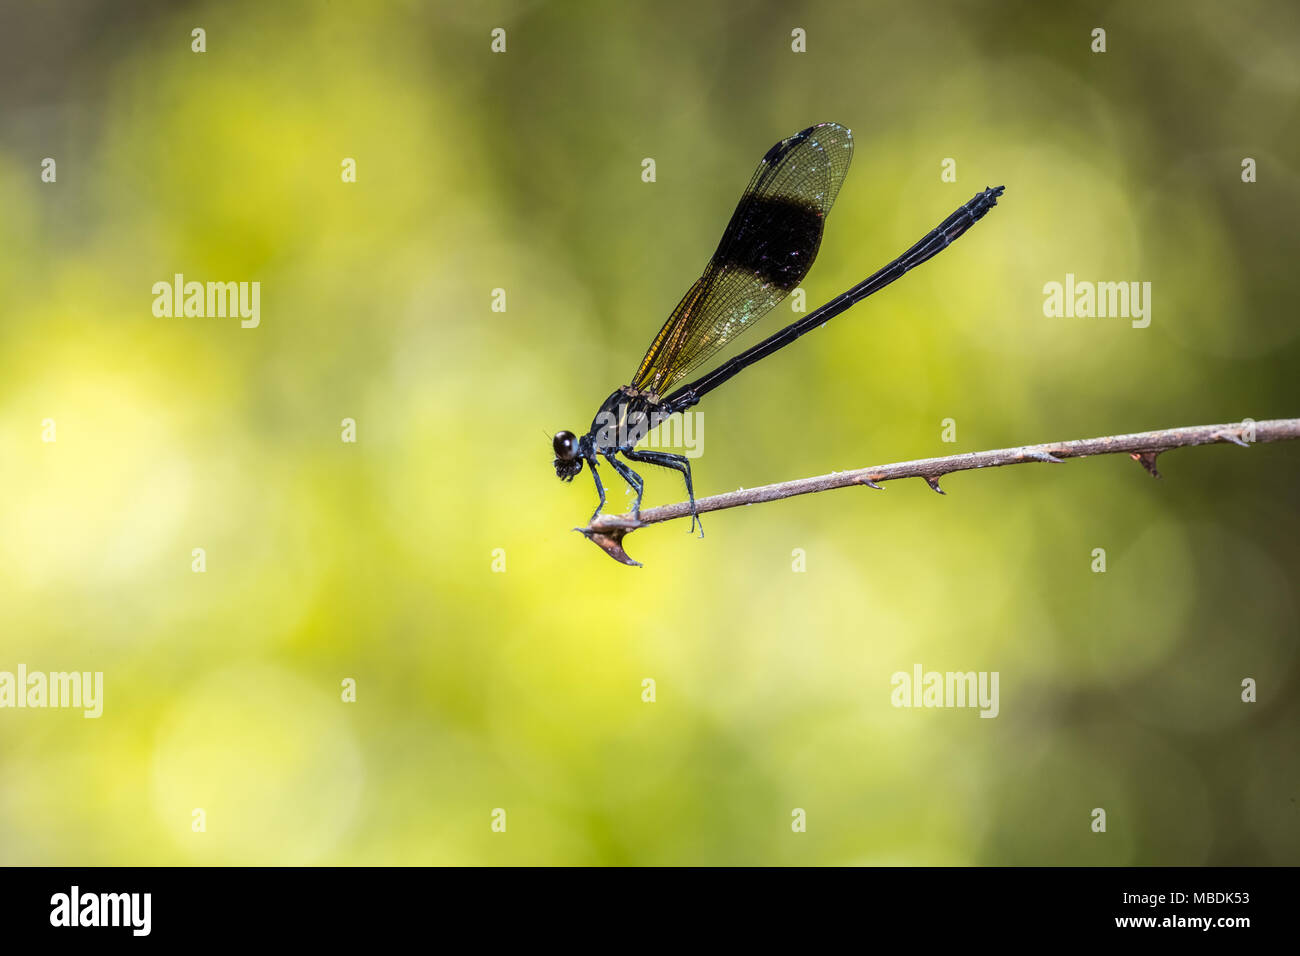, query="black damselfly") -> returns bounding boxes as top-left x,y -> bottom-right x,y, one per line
553,122 -> 1004,534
